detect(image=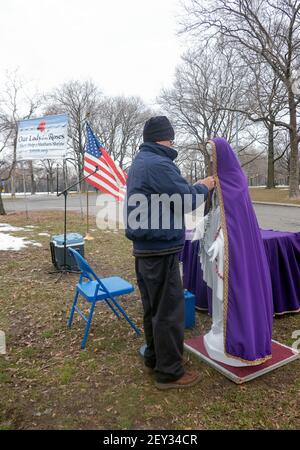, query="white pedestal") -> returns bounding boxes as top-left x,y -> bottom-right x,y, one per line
204,329 -> 248,367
